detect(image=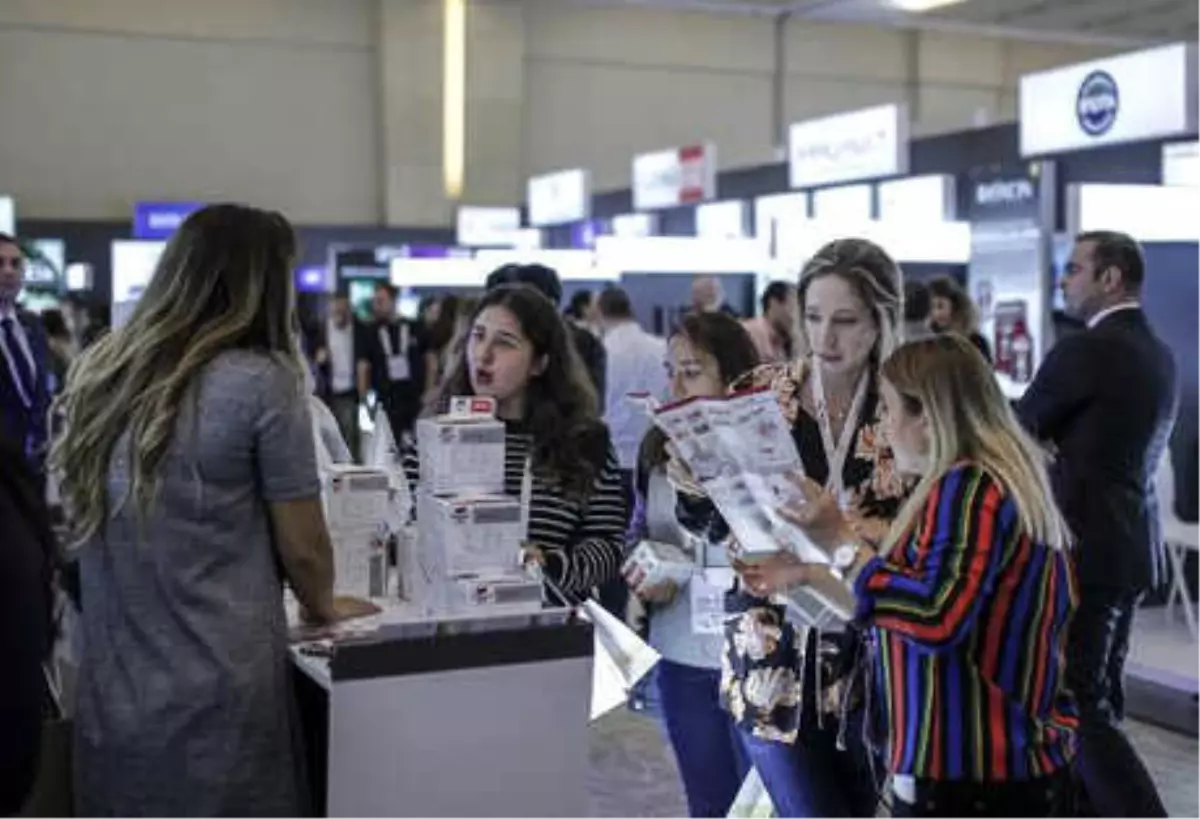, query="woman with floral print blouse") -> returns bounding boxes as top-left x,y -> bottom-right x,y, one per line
677,238 -> 911,817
